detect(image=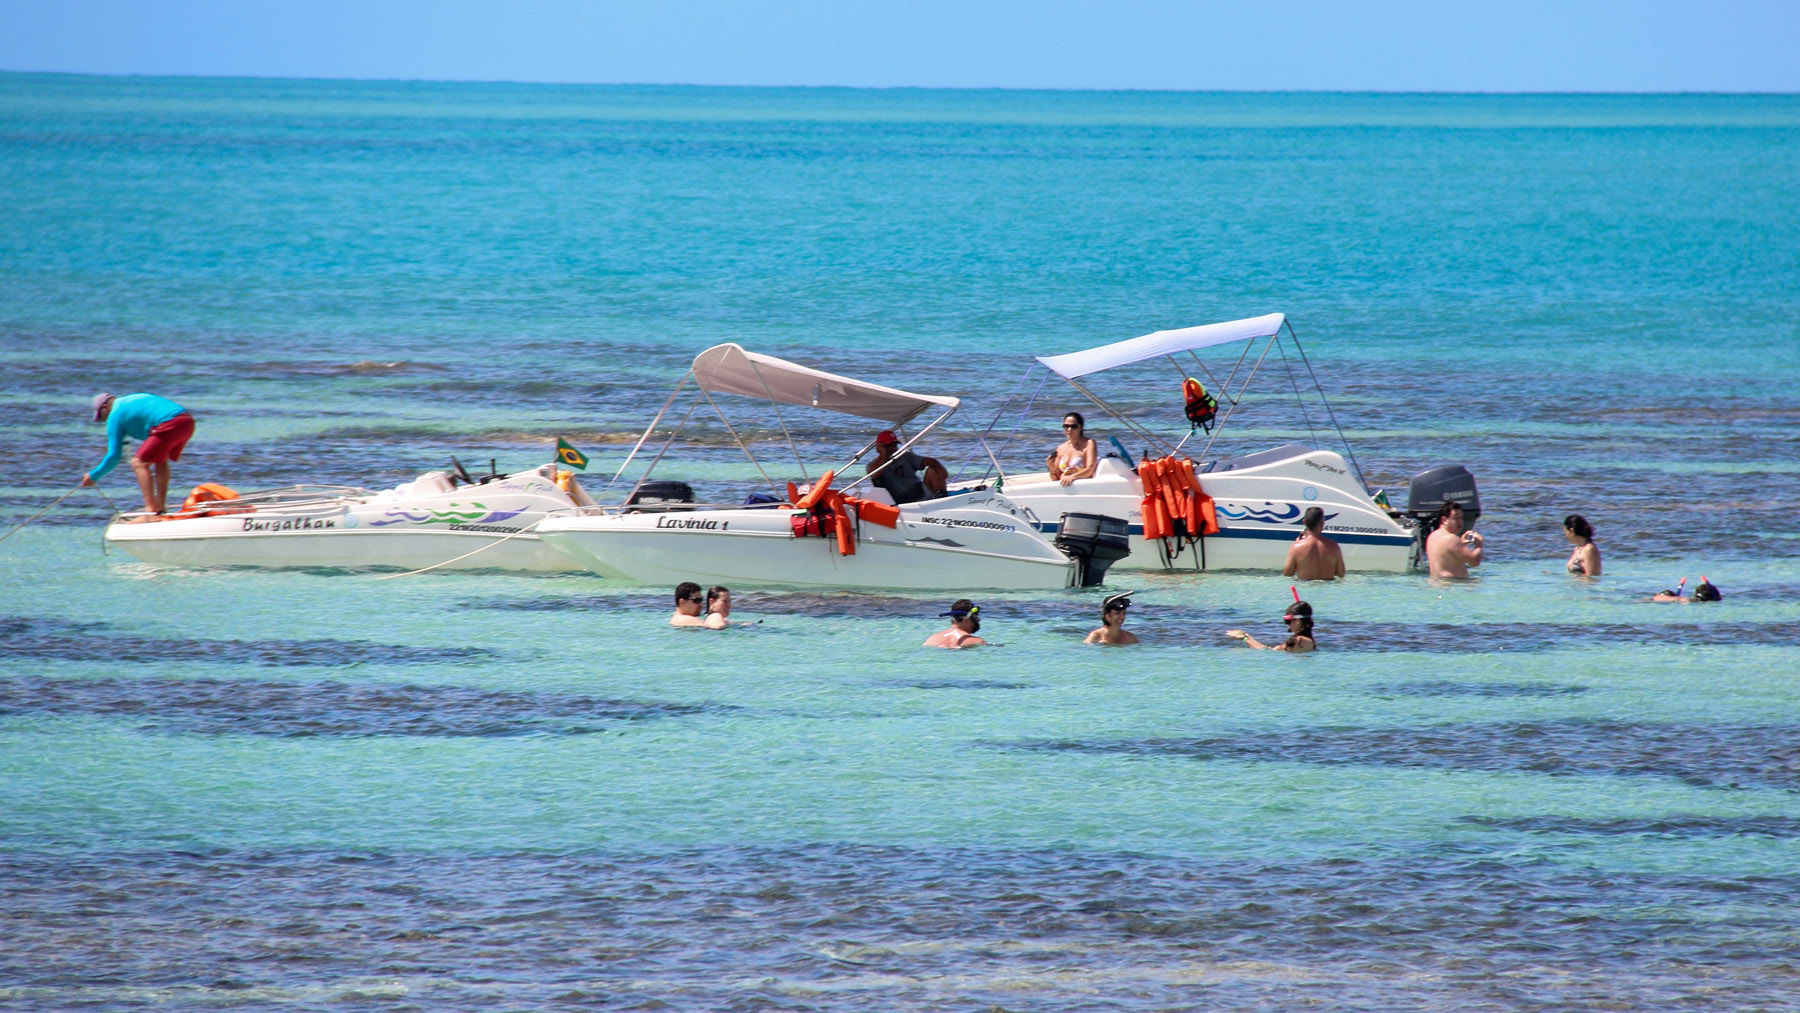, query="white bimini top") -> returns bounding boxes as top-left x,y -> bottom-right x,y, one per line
1034,313 -> 1287,380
